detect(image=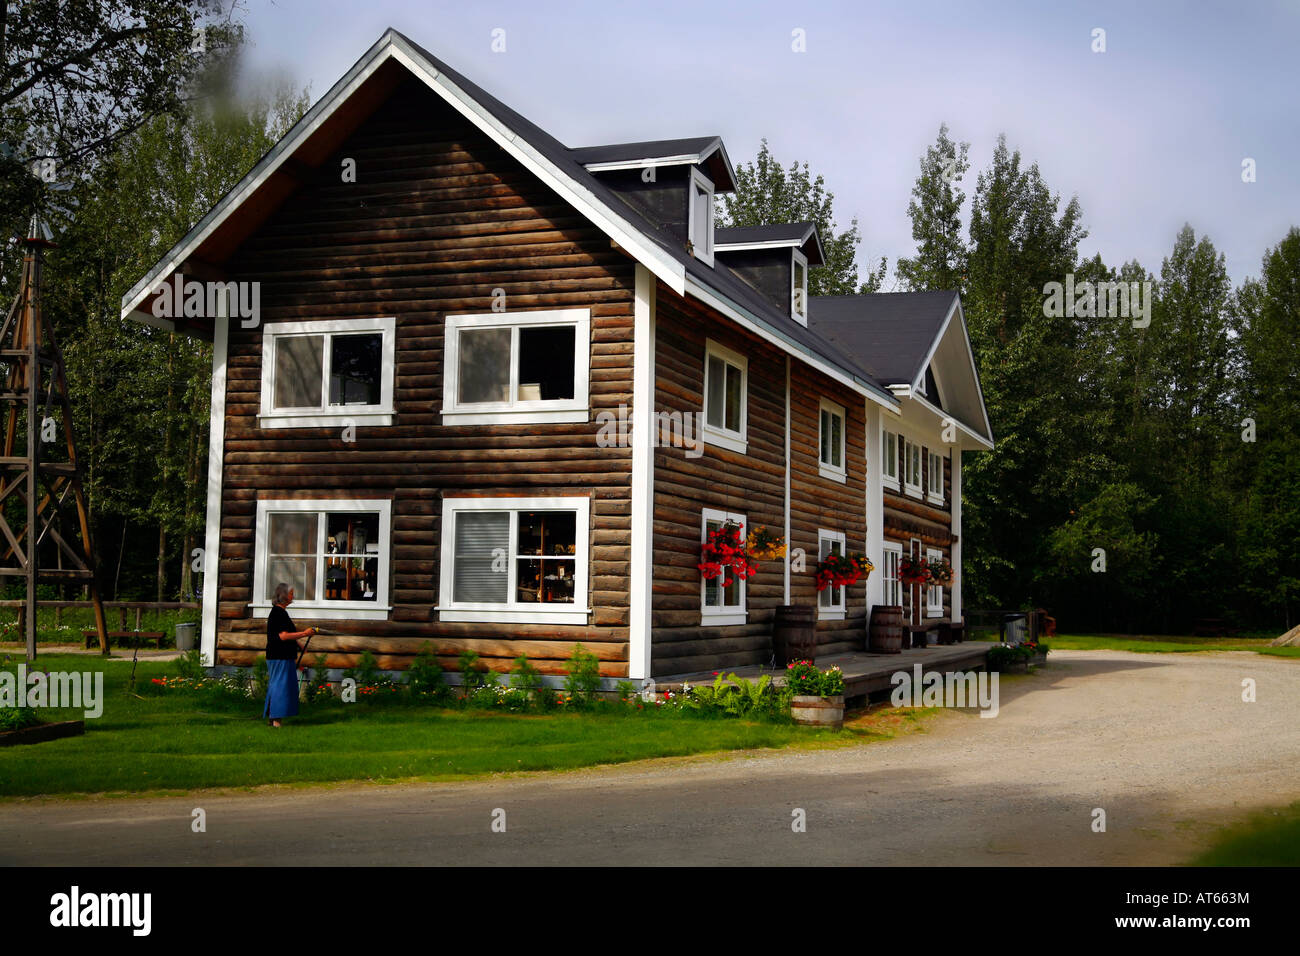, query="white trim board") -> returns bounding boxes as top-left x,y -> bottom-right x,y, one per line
629,265 -> 656,679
